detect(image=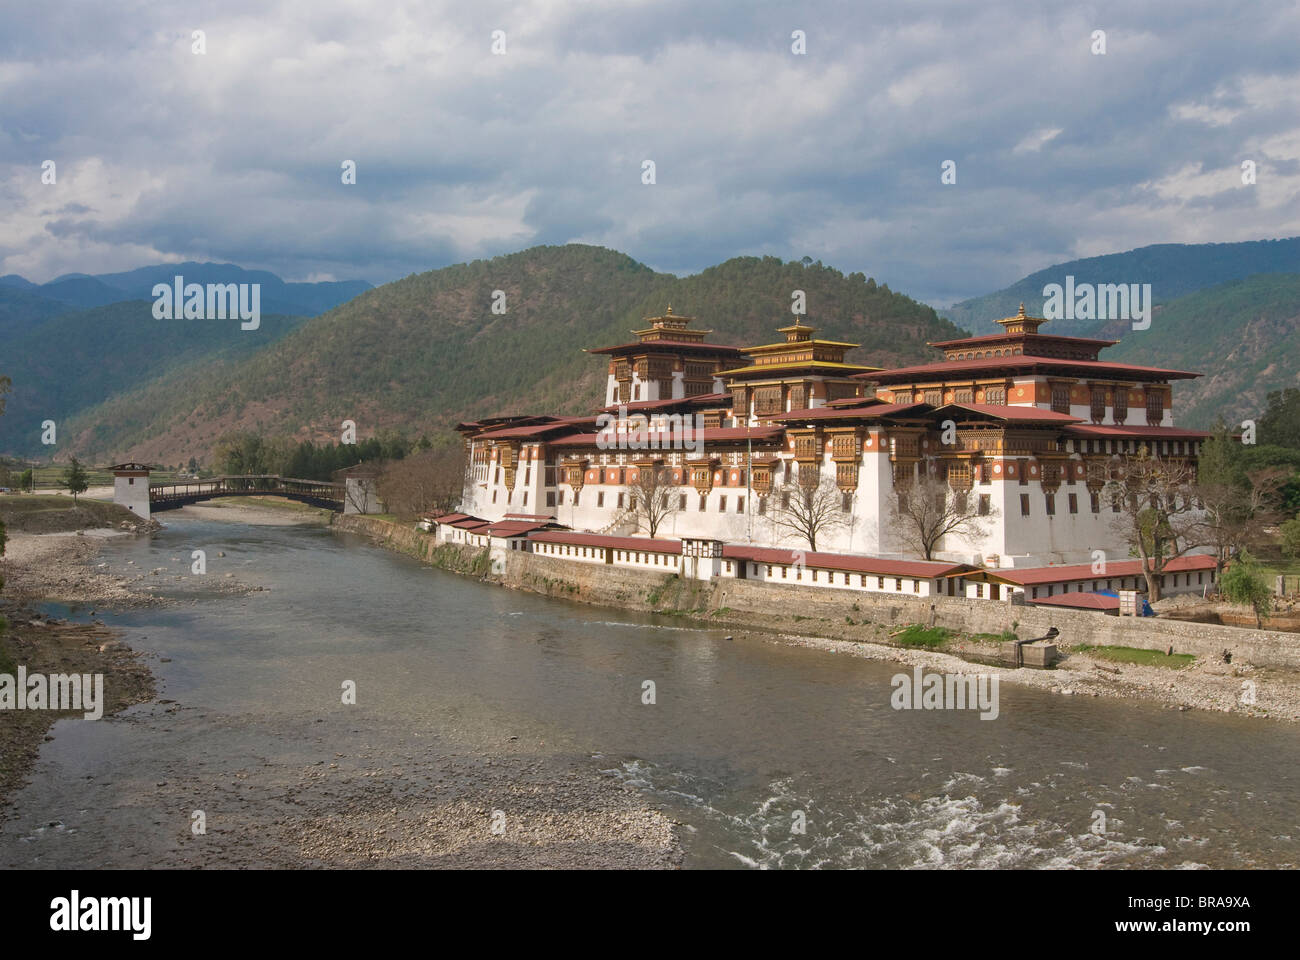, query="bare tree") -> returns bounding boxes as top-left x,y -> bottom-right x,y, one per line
377,447 -> 466,519
627,465 -> 680,538
889,469 -> 995,560
1104,449 -> 1202,602
343,467 -> 381,514
771,476 -> 848,552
